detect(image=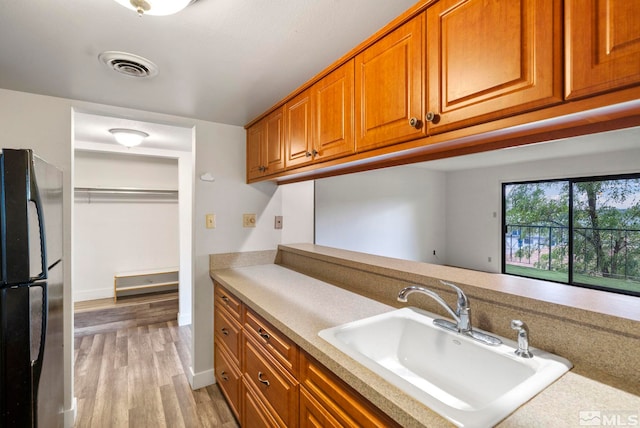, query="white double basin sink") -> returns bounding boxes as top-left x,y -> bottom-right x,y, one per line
319,307 -> 572,427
